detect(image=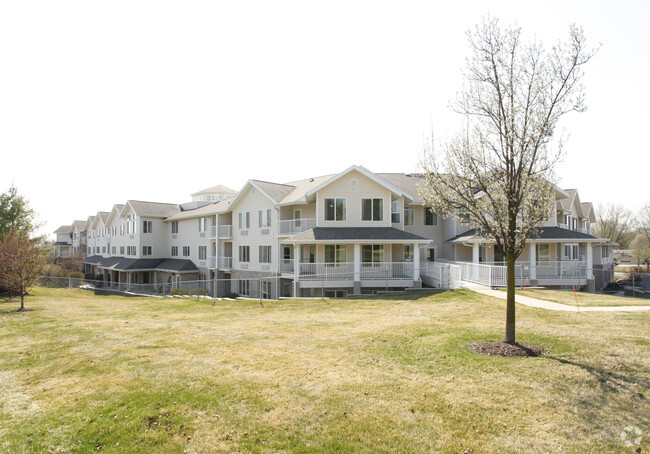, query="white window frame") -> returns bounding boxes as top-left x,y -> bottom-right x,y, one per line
324,198 -> 346,221
361,198 -> 383,222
